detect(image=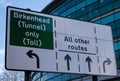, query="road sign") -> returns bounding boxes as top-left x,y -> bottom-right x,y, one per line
6,6 -> 117,76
